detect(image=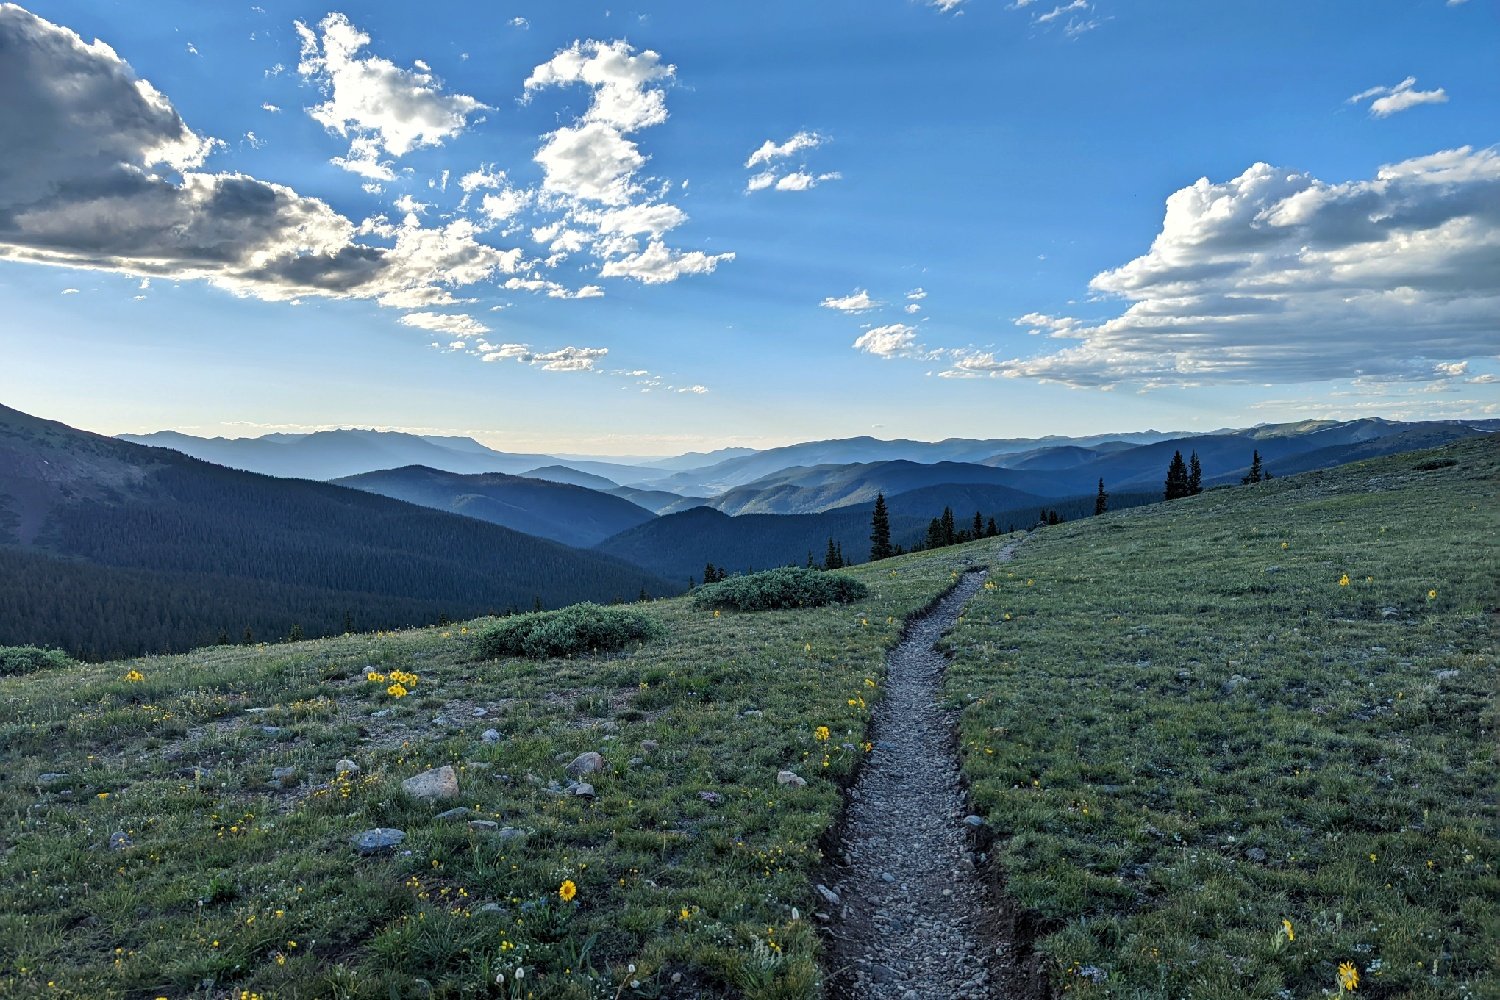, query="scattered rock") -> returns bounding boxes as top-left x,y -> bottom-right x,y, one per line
468,820 -> 499,832
640,739 -> 659,753
260,726 -> 283,735
1381,607 -> 1400,618
777,770 -> 807,788
402,765 -> 459,801
816,883 -> 841,906
1433,669 -> 1459,680
352,827 -> 405,855
108,831 -> 132,851
962,815 -> 985,829
573,782 -> 596,799
38,773 -> 67,784
481,728 -> 501,743
1246,847 -> 1268,863
435,807 -> 473,822
371,709 -> 391,719
335,759 -> 360,776
565,751 -> 605,777
479,902 -> 507,914
472,707 -> 488,718
698,790 -> 724,805
1220,674 -> 1250,695
270,767 -> 298,788
495,826 -> 527,842
244,707 -> 270,714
